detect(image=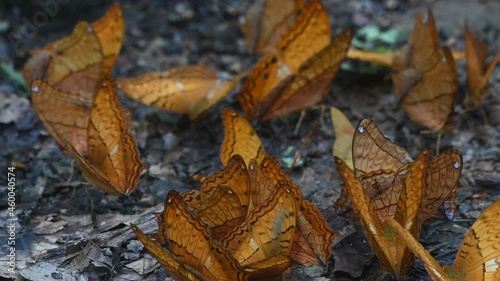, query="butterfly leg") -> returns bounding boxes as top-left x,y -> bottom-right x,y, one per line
293,109 -> 306,135
84,186 -> 98,229
435,132 -> 442,155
